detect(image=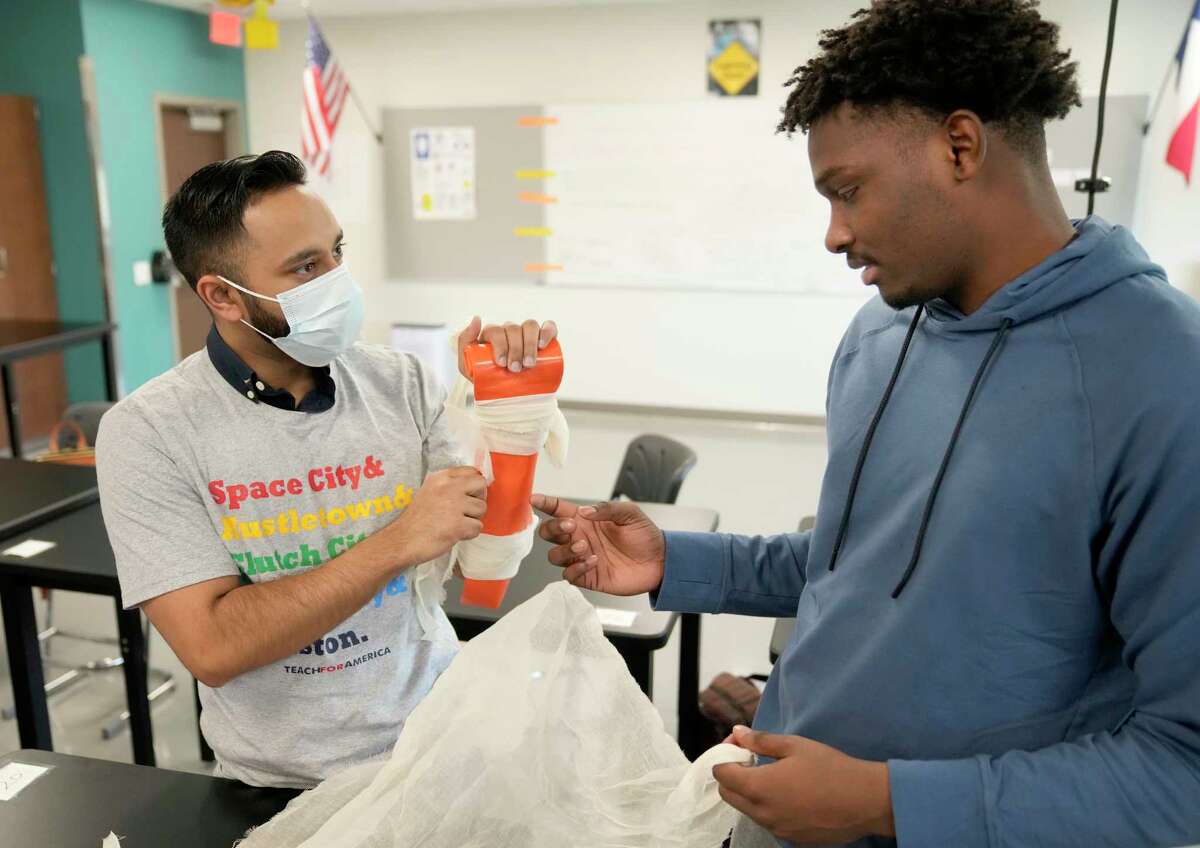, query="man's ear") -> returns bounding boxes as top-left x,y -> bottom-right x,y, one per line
943,109 -> 988,181
195,274 -> 244,323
